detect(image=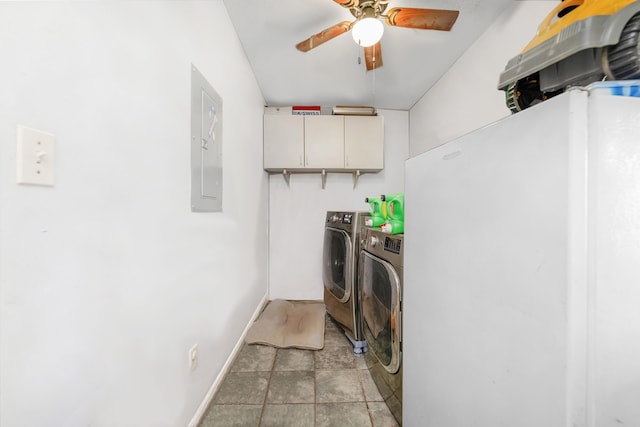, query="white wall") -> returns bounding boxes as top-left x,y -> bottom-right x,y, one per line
0,2 -> 267,427
409,1 -> 559,157
268,109 -> 408,300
